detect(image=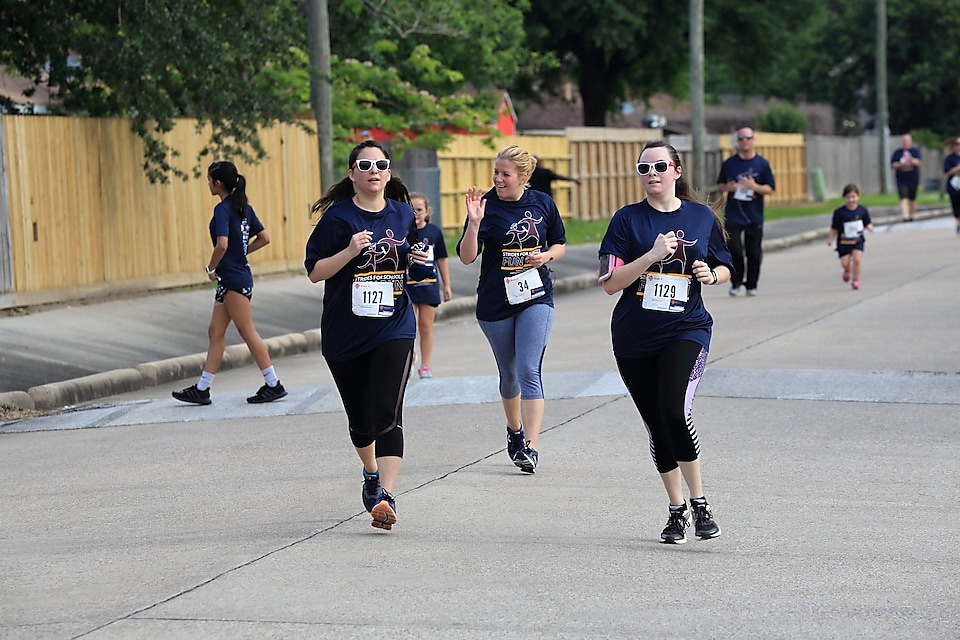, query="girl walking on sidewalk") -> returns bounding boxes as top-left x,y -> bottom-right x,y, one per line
172,161 -> 287,406
406,192 -> 452,379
